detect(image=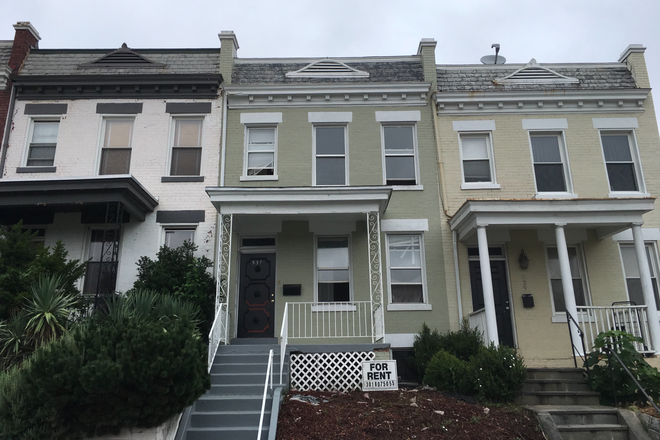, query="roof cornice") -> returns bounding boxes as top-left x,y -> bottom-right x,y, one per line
0,65 -> 11,90
435,88 -> 650,115
225,83 -> 431,109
